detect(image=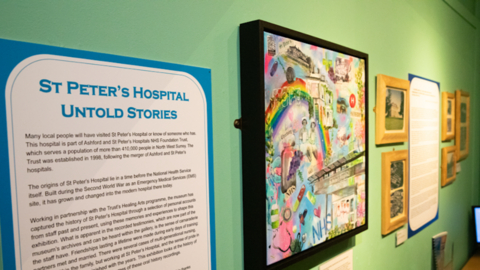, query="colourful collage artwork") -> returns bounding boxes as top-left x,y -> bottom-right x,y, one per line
264,32 -> 366,265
